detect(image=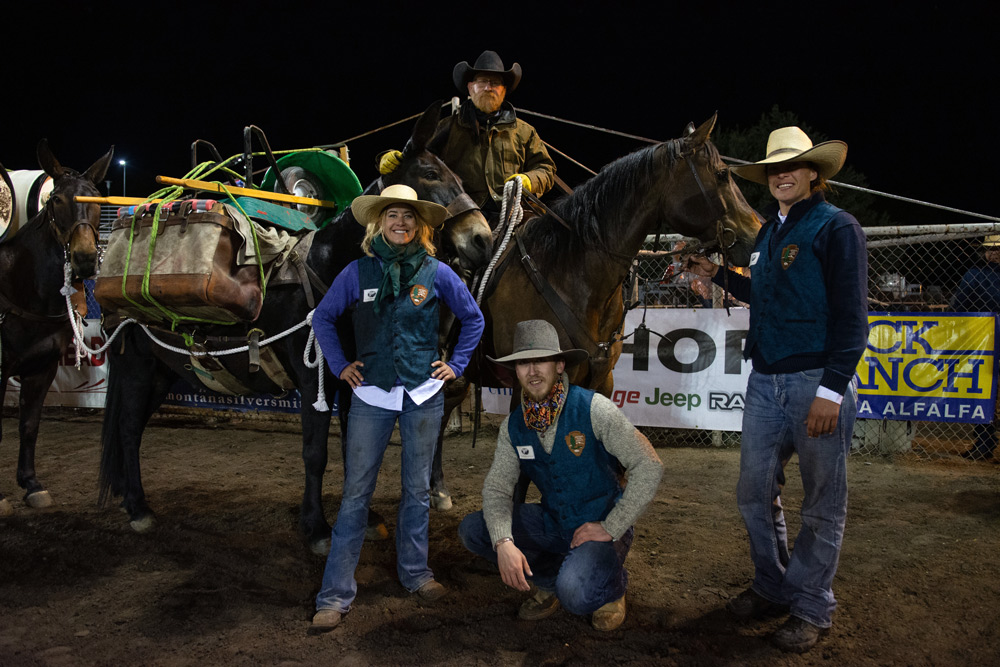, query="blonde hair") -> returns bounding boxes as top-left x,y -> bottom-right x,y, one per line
361,204 -> 437,256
